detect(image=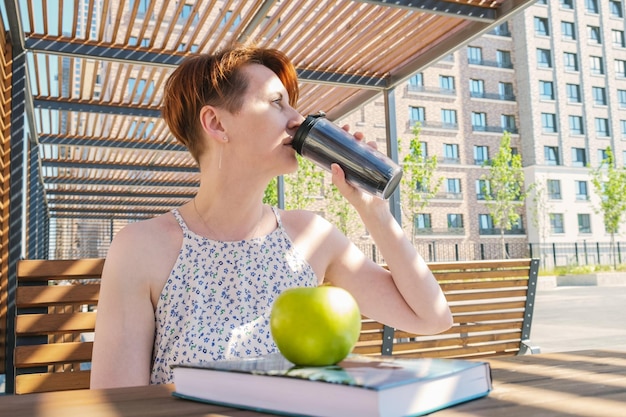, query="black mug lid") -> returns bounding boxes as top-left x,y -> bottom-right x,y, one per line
292,111 -> 326,154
